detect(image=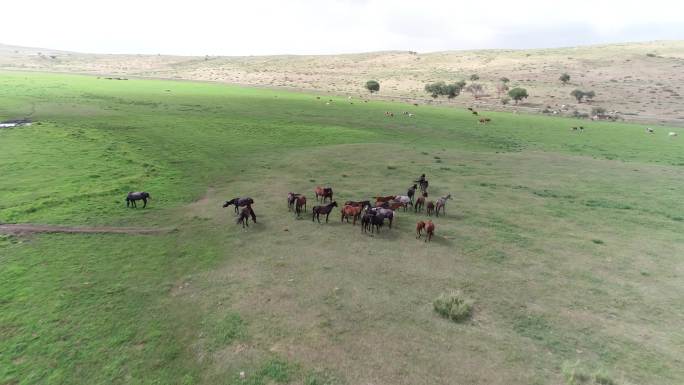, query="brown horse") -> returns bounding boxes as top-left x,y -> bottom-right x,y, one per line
314,186 -> 334,203
345,200 -> 371,210
426,201 -> 435,216
312,201 -> 338,223
295,195 -> 307,217
340,205 -> 363,225
416,220 -> 426,239
236,205 -> 256,228
424,220 -> 435,242
414,196 -> 425,212
374,195 -> 396,203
